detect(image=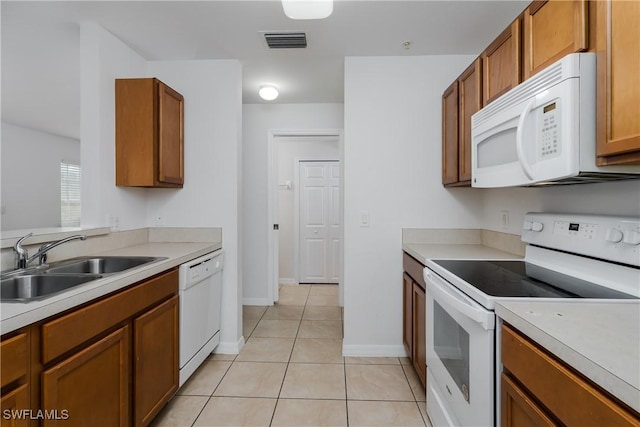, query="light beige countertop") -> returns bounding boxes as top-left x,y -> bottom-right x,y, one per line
496,300 -> 640,414
1,242 -> 221,334
403,243 -> 522,264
